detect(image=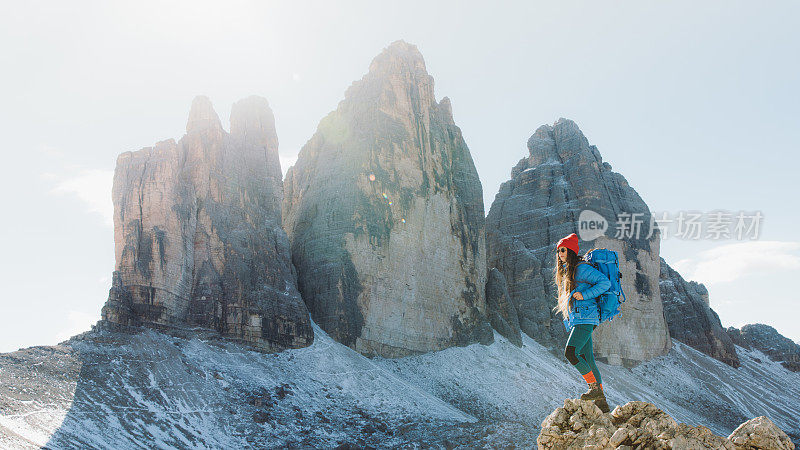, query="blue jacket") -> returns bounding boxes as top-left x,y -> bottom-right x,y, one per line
562,261 -> 612,331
